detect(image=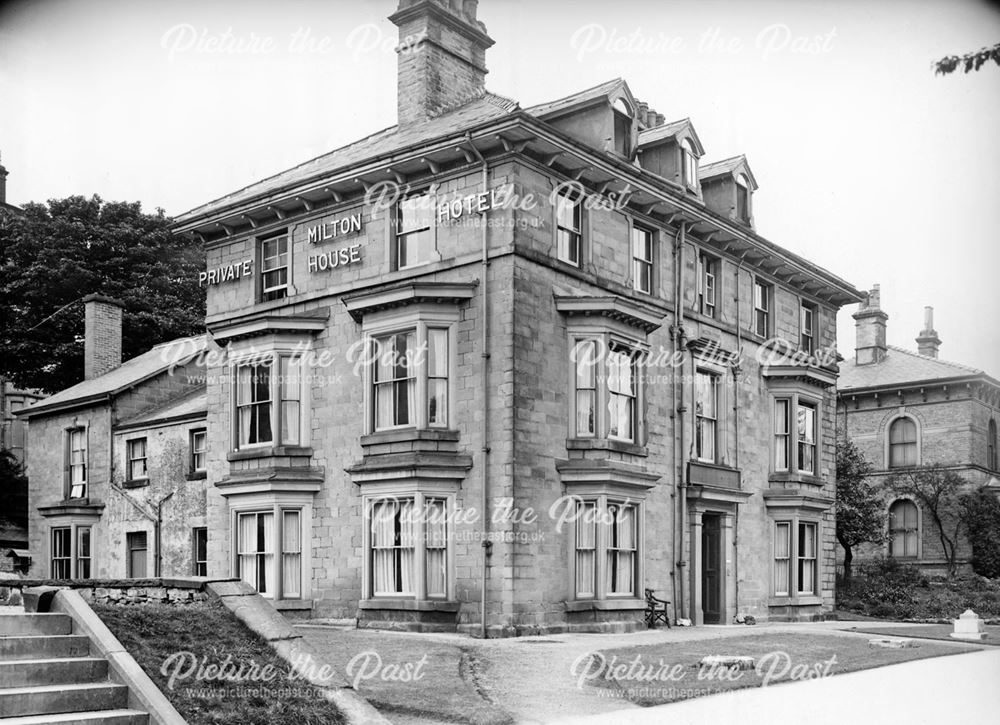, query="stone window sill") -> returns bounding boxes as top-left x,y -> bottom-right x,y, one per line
186,470 -> 208,481
566,438 -> 648,457
274,599 -> 313,611
358,598 -> 460,612
360,429 -> 460,446
565,598 -> 645,612
123,478 -> 149,489
768,595 -> 823,607
227,445 -> 313,462
768,472 -> 825,487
